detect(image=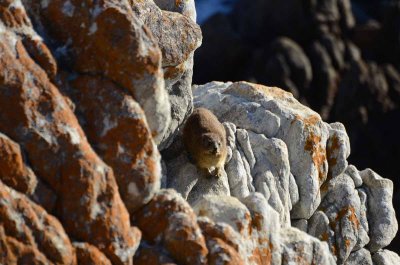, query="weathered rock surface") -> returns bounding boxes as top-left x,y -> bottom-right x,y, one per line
64,75 -> 161,214
360,169 -> 398,252
0,0 -> 398,264
132,189 -> 208,265
372,249 -> 400,265
23,0 -> 171,144
193,81 -> 329,219
74,242 -> 112,265
0,181 -> 76,265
